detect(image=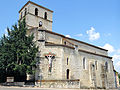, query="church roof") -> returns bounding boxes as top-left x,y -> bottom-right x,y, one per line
45,43 -> 112,59
19,1 -> 53,13
37,29 -> 108,51
27,27 -> 111,59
